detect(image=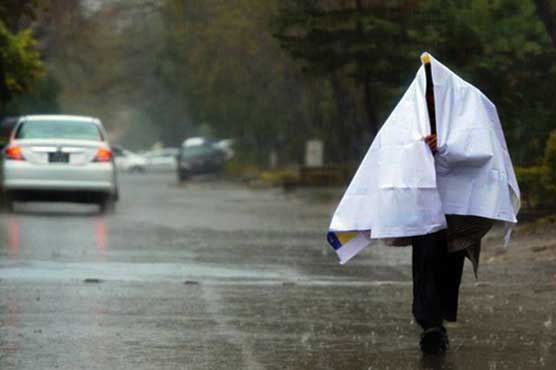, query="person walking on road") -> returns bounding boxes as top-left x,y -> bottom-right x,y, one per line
327,53 -> 520,355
